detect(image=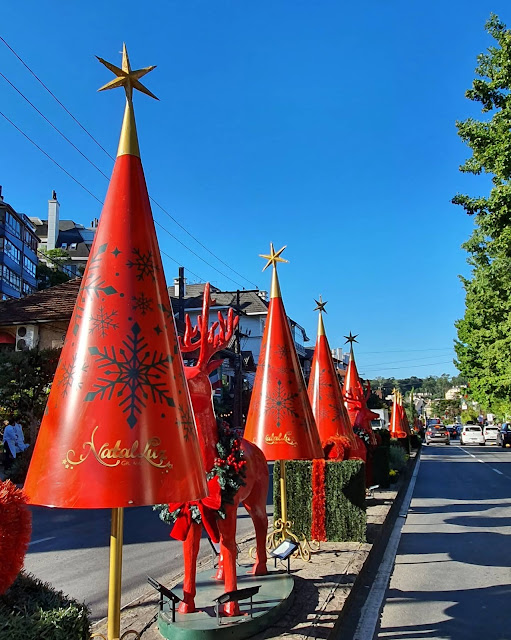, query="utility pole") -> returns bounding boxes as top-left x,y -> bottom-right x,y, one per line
178,266 -> 185,326
231,289 -> 260,431
232,290 -> 243,429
